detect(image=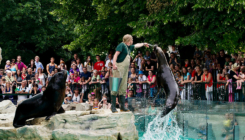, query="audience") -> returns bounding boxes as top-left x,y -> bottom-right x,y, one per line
1,47 -> 245,108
